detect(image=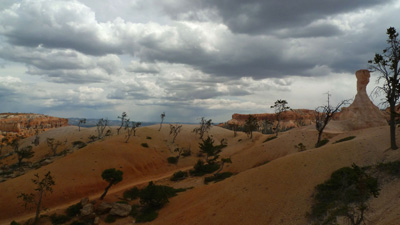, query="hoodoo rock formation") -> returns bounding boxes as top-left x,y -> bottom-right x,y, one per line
0,113 -> 68,138
337,69 -> 387,130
